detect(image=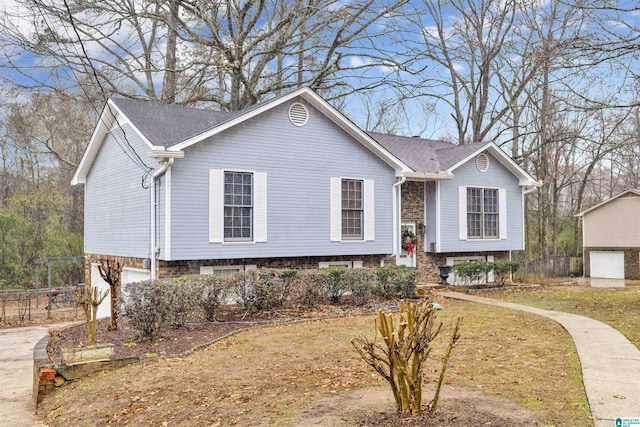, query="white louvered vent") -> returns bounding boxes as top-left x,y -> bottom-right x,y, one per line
288,102 -> 309,126
476,153 -> 489,172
